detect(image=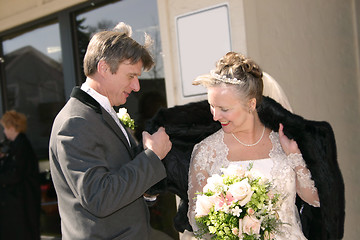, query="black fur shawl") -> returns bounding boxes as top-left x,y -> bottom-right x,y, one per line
145,96 -> 345,240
